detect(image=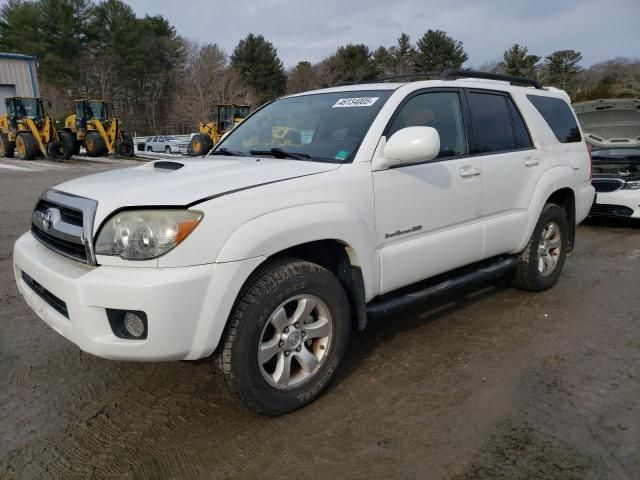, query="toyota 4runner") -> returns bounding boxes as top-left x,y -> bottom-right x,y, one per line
14,70 -> 595,415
